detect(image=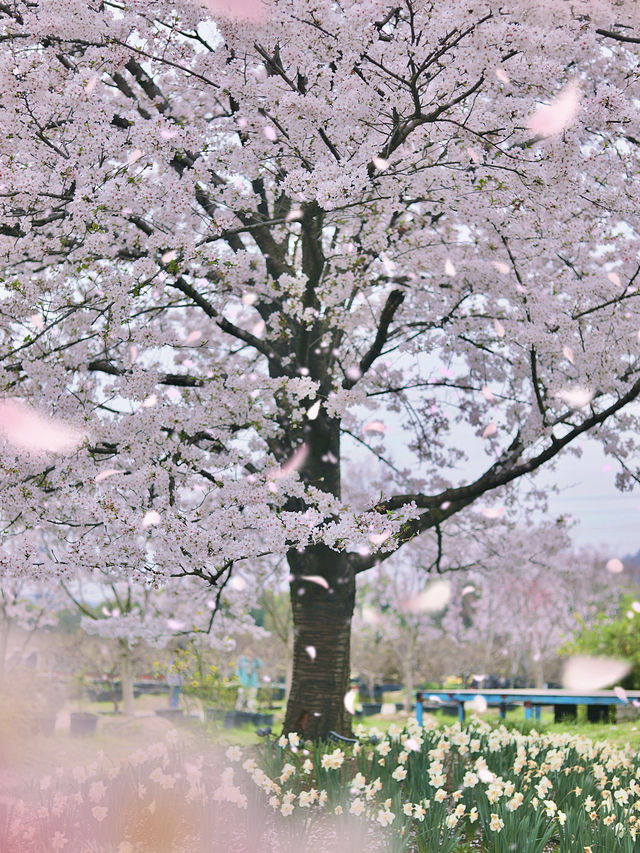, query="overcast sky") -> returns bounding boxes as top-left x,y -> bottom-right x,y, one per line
539,439 -> 639,559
